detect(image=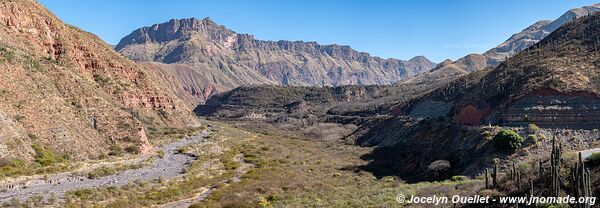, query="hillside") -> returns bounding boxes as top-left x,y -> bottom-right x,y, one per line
0,0 -> 198,161
196,85 -> 398,123
350,11 -> 600,182
421,4 -> 600,83
116,18 -> 436,105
